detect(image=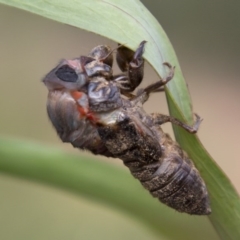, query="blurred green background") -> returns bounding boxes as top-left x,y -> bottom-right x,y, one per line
0,1 -> 239,240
